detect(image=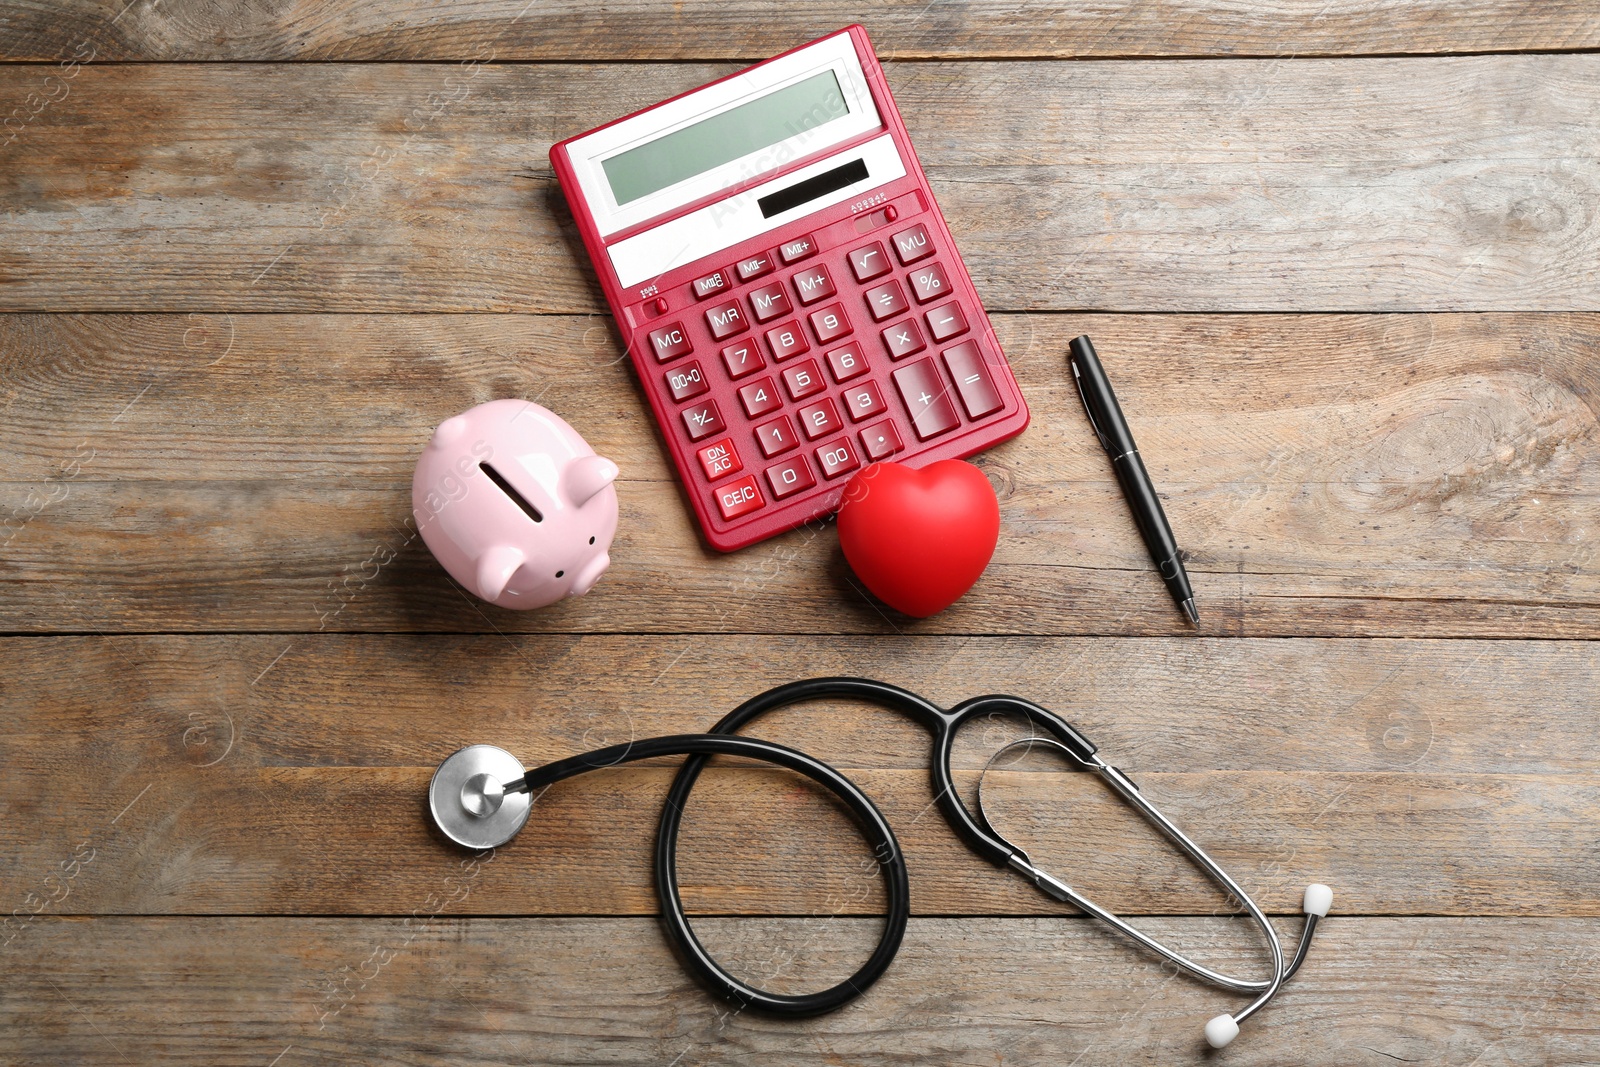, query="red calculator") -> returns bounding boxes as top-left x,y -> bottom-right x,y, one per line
551,25 -> 1029,551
